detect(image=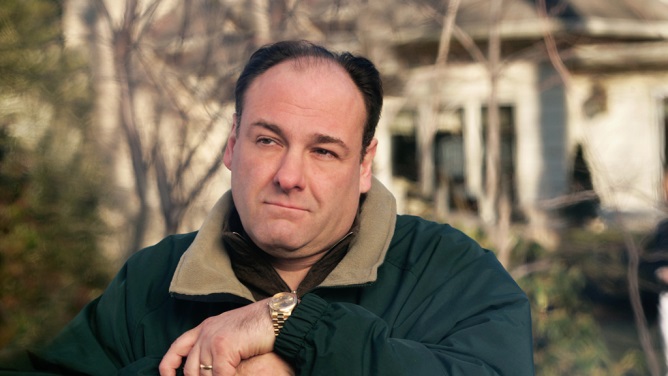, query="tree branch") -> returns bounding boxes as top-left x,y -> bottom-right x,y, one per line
511,259 -> 553,280
536,0 -> 571,88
